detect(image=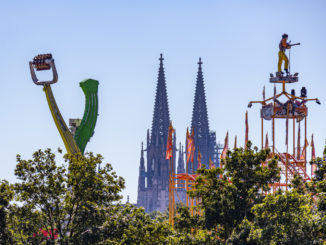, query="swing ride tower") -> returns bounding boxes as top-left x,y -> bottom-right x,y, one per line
248,64 -> 320,191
